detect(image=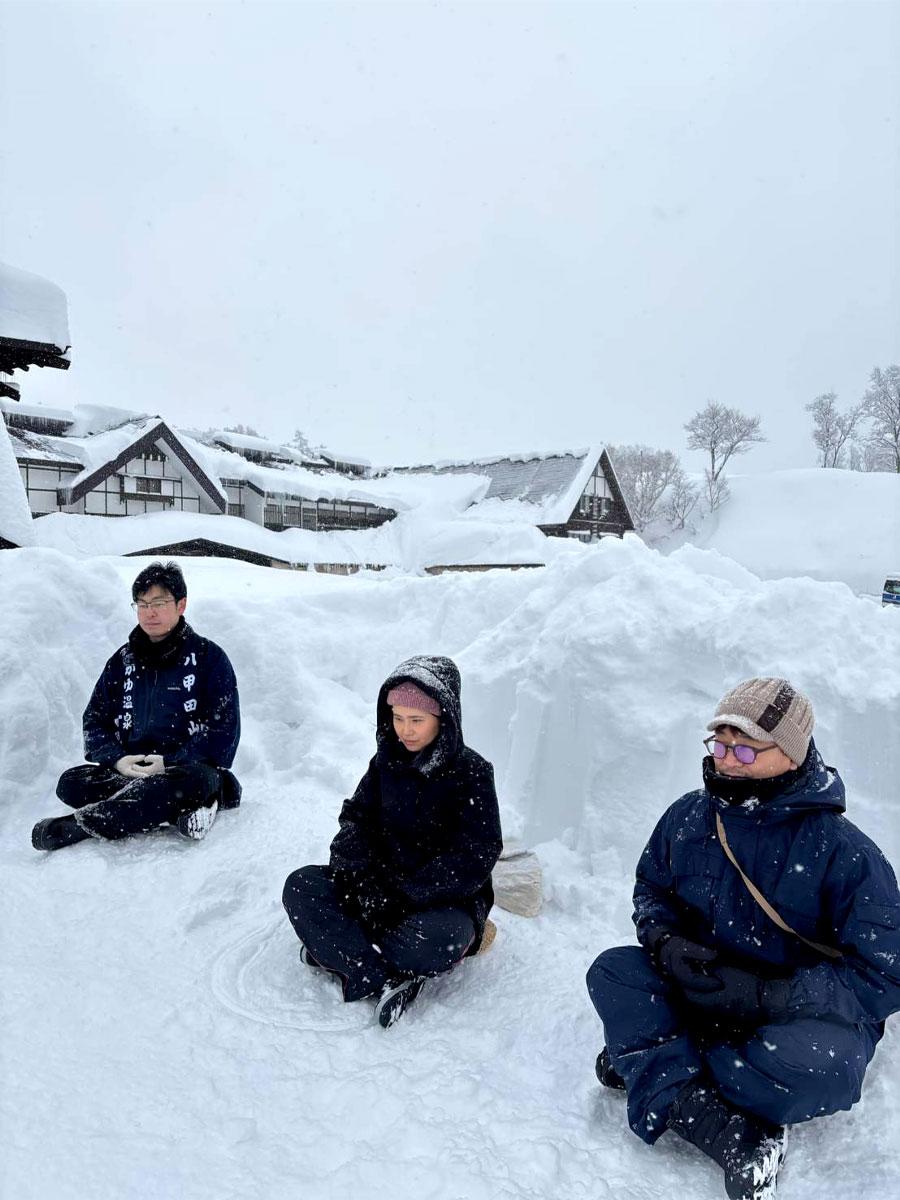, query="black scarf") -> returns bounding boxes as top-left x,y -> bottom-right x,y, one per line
702,754 -> 797,807
129,617 -> 189,667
